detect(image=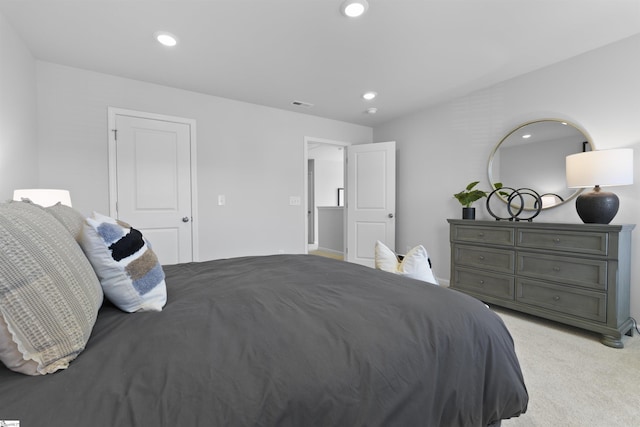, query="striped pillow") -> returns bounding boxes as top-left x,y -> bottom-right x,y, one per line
81,212 -> 167,312
0,201 -> 103,375
45,202 -> 86,242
